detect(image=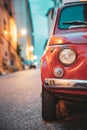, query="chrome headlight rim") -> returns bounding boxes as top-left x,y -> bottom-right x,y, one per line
58,47 -> 77,66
